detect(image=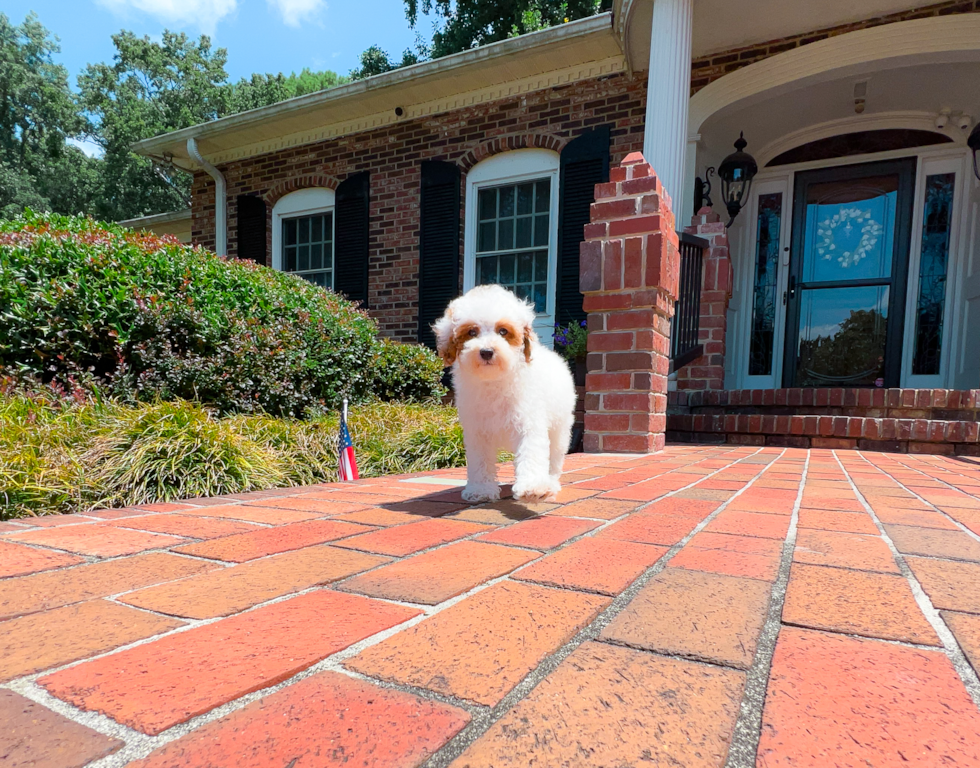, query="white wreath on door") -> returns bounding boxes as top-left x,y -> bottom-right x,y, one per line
816,208 -> 882,268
